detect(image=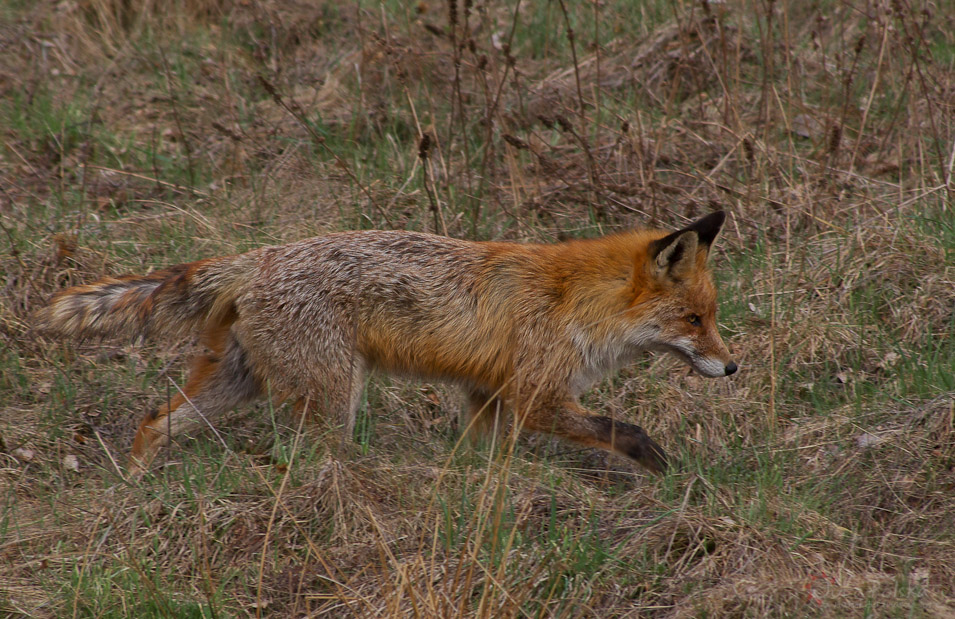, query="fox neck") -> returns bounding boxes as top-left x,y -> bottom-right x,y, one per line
567,322 -> 657,395
541,237 -> 657,395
